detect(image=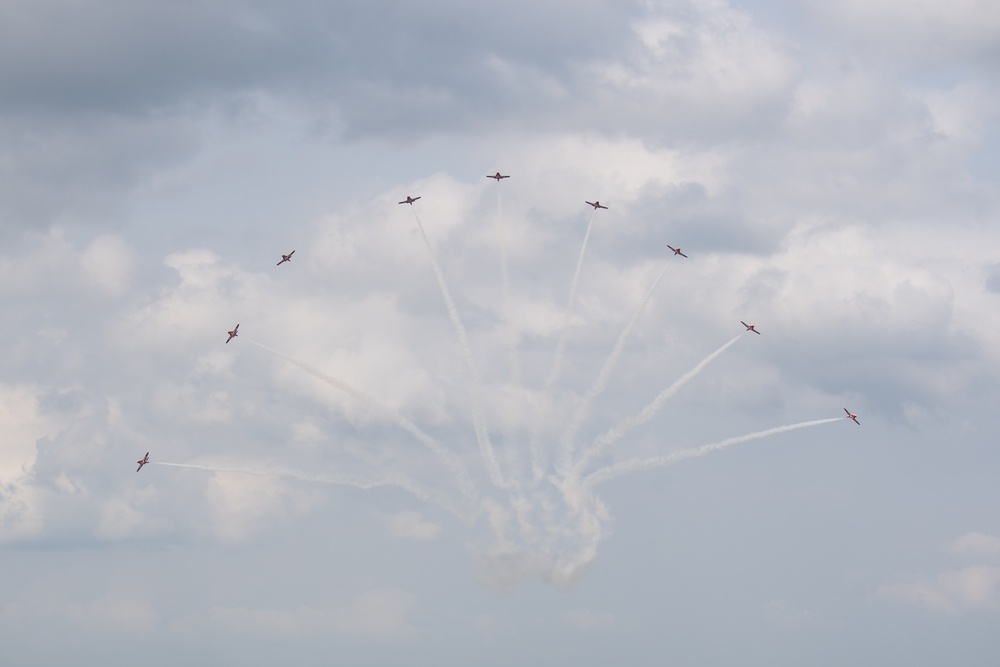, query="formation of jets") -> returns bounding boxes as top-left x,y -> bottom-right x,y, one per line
137,169 -> 866,470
